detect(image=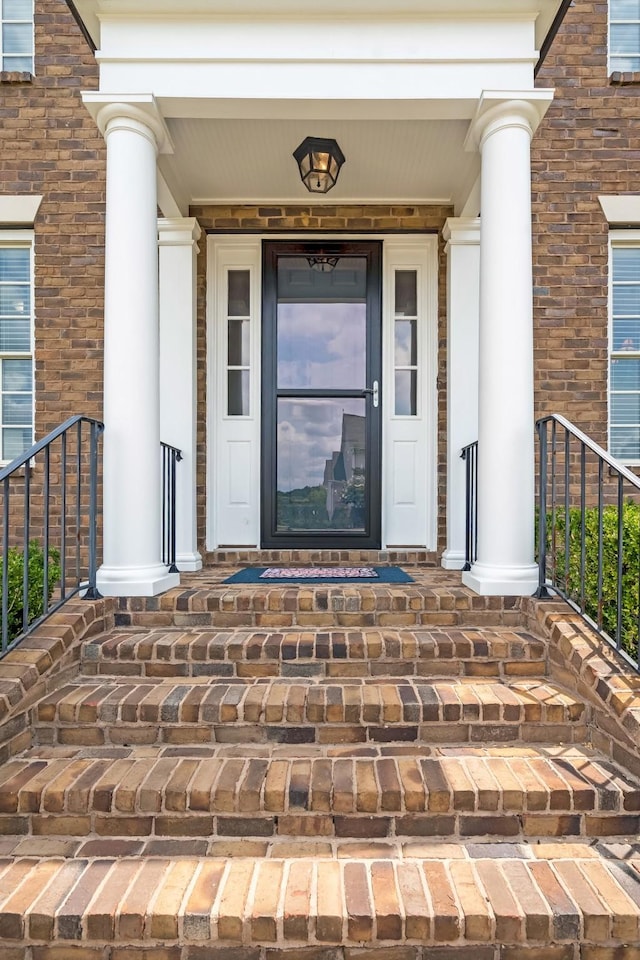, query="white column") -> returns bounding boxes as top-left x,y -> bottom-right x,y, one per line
96,104 -> 179,596
463,99 -> 543,596
441,218 -> 480,570
159,218 -> 202,572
